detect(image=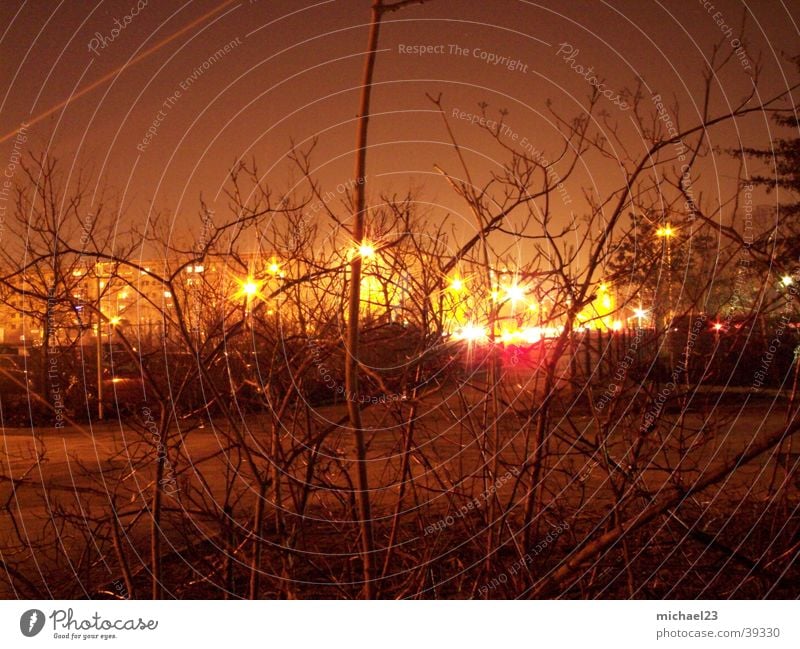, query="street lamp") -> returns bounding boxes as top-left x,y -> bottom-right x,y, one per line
95,264 -> 104,420
236,276 -> 263,326
358,243 -> 375,258
656,222 -> 676,327
242,279 -> 259,297
655,225 -> 675,239
506,283 -> 526,304
455,323 -> 487,342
